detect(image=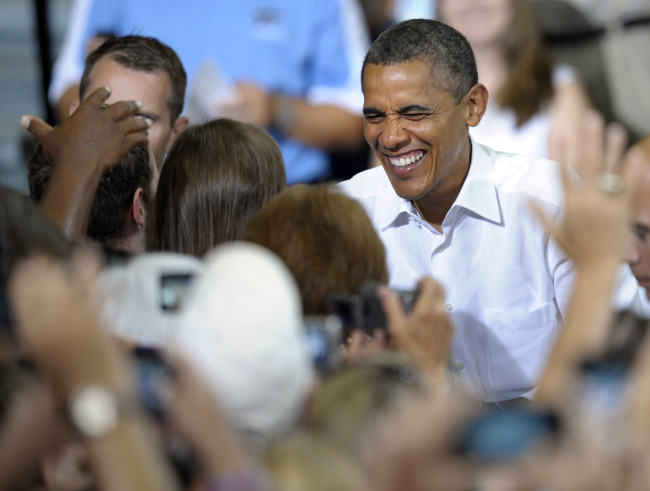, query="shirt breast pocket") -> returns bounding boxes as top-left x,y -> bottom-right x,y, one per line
483,301 -> 558,396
